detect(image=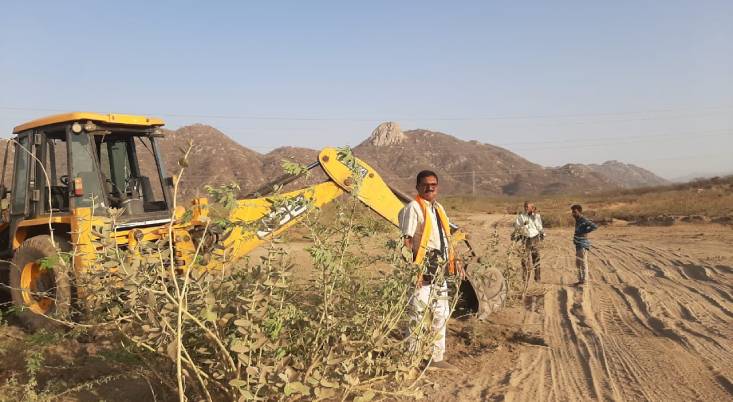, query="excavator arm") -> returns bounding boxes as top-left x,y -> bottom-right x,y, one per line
203,147 -> 505,318
219,147 -> 476,260
218,147 -> 404,260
